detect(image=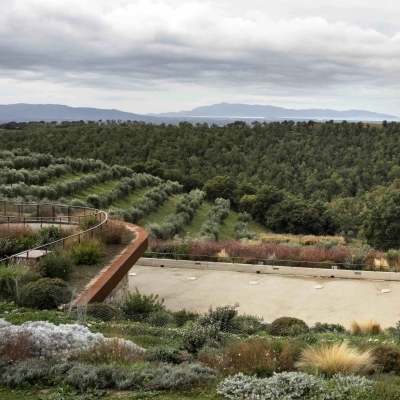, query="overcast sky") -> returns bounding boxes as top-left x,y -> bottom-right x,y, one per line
1,0 -> 400,115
